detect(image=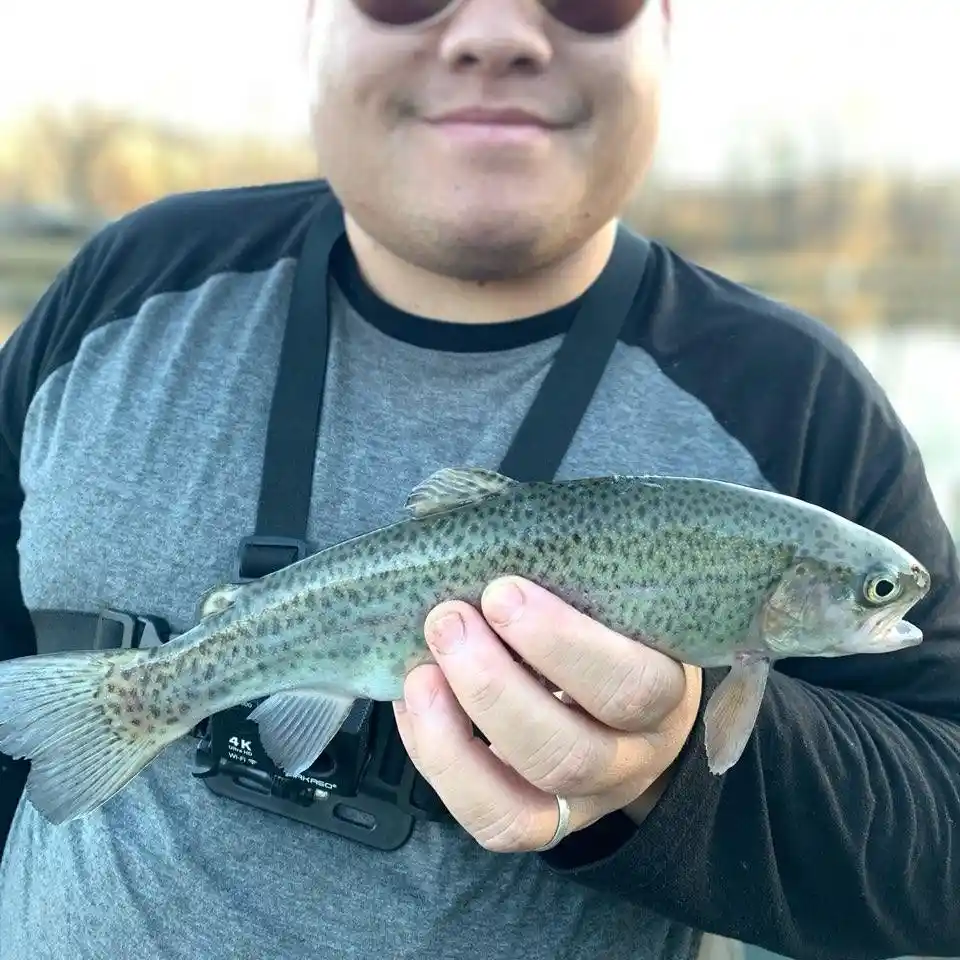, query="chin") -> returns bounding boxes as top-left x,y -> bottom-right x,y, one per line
418,195 -> 594,276
340,176 -> 601,283
411,218 -> 572,282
